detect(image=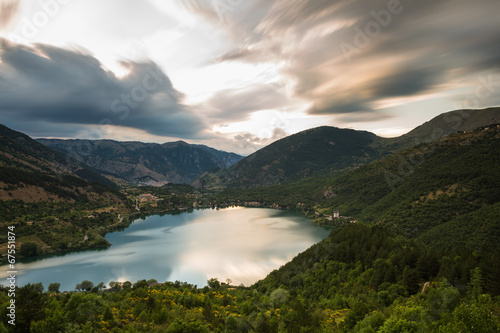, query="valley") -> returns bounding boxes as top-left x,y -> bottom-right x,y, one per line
0,108 -> 499,332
